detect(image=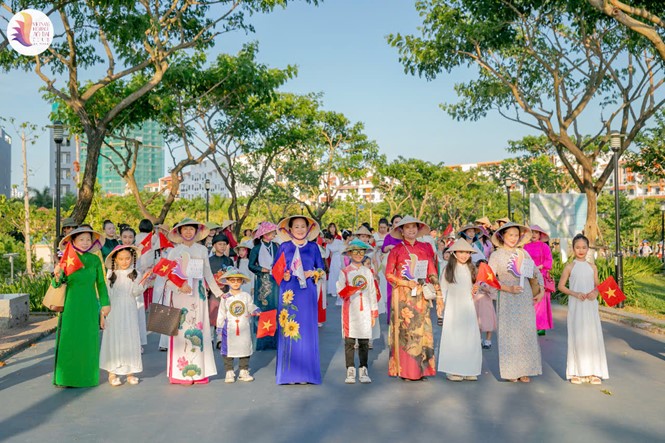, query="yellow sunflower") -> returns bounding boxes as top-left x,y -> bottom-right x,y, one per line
283,319 -> 300,339
279,309 -> 289,328
282,290 -> 295,305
